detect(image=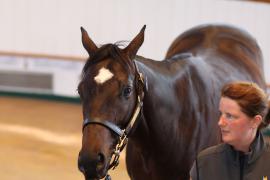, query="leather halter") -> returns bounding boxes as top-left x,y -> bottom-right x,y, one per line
82,61 -> 144,170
